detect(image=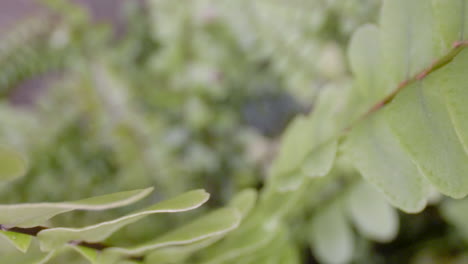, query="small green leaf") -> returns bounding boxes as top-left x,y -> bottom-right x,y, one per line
346,182 -> 399,242
271,87 -> 340,190
344,114 -> 431,212
443,49 -> 468,156
0,242 -> 56,264
200,221 -> 277,264
310,202 -> 354,264
71,245 -> 99,264
380,0 -> 437,88
144,237 -> 221,264
432,0 -> 468,50
107,207 -> 241,256
0,187 -> 153,227
0,230 -> 32,252
38,189 -> 209,251
385,61 -> 468,198
228,189 -> 257,218
0,145 -> 27,182
348,24 -> 387,101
